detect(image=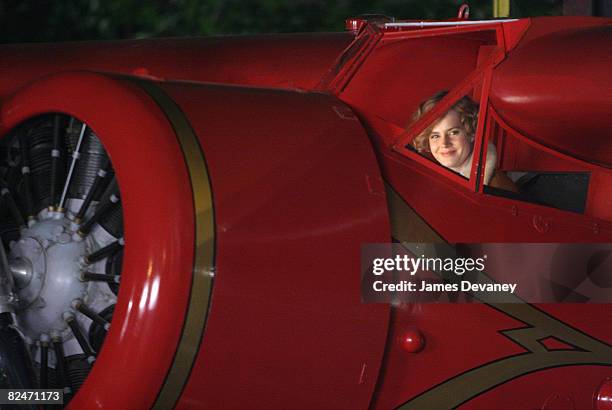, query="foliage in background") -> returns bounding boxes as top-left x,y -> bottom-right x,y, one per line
0,0 -> 561,43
